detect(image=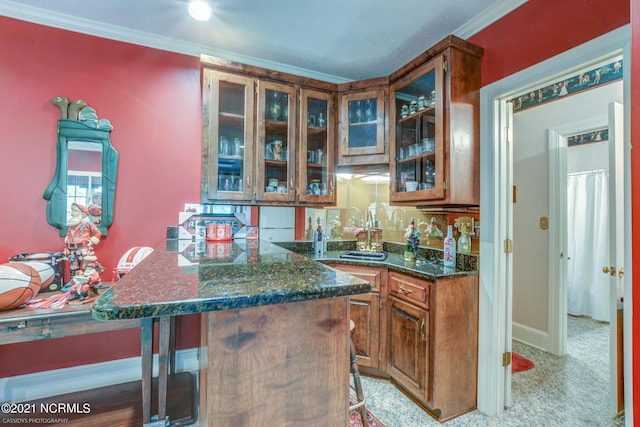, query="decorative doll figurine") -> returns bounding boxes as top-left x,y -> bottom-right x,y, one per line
425,217 -> 443,238
63,203 -> 104,285
404,218 -> 421,260
68,263 -> 101,301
